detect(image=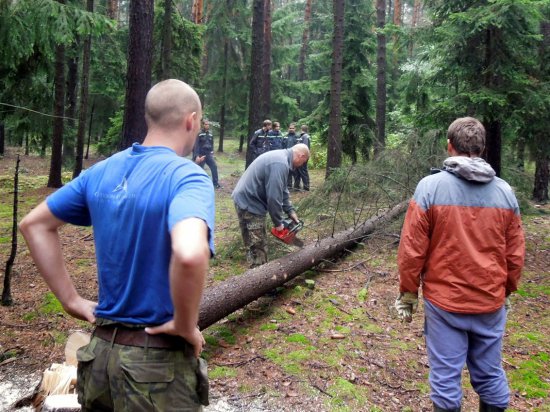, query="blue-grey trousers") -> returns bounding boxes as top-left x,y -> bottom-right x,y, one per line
197,154 -> 219,186
424,299 -> 509,409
